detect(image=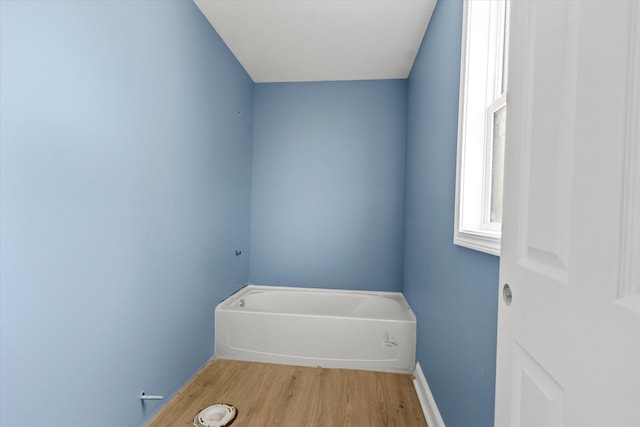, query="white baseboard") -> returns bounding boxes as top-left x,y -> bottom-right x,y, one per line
413,362 -> 446,427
